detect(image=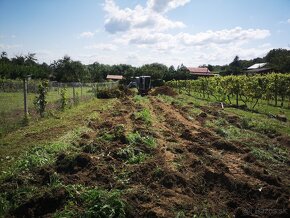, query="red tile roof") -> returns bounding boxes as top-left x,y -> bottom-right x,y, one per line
187,67 -> 211,74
